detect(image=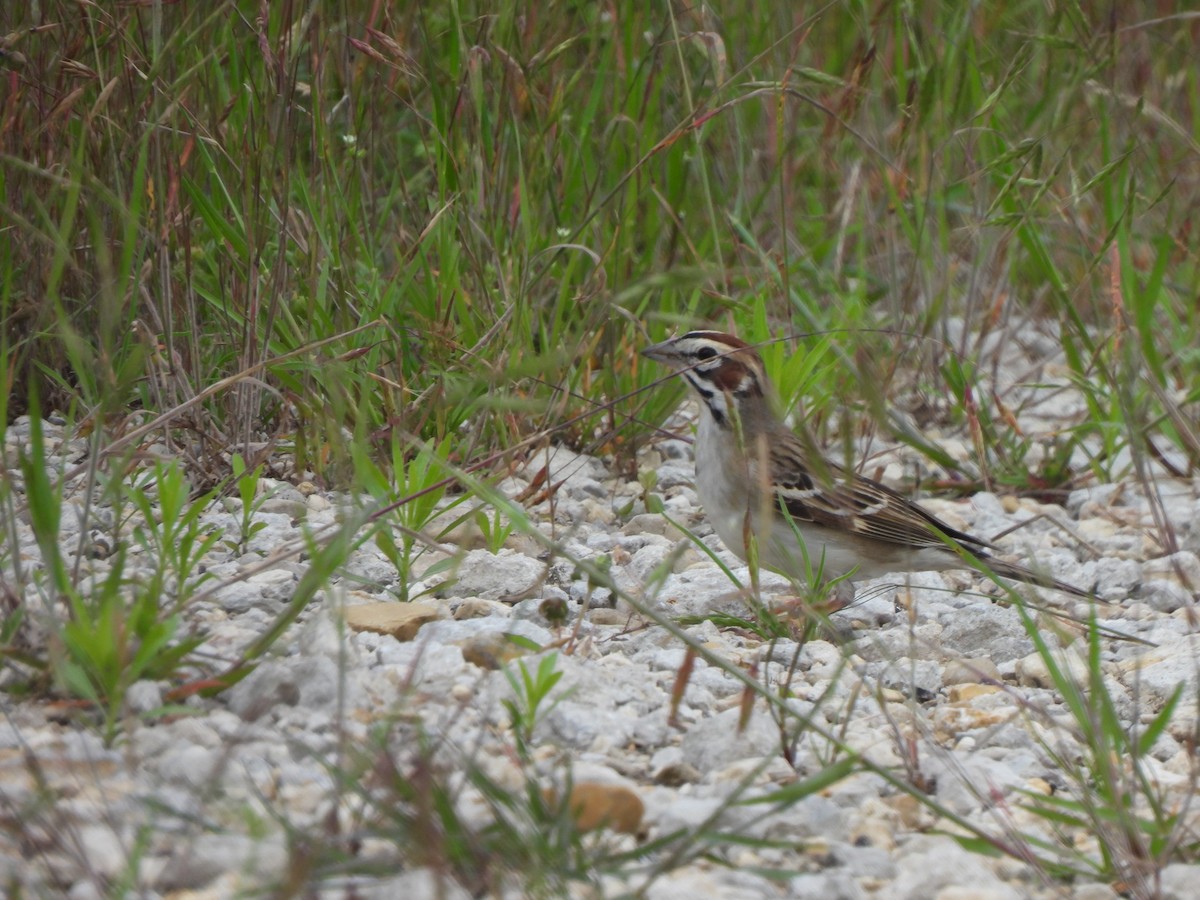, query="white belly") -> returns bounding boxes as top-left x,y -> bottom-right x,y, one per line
691,412 -> 950,583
